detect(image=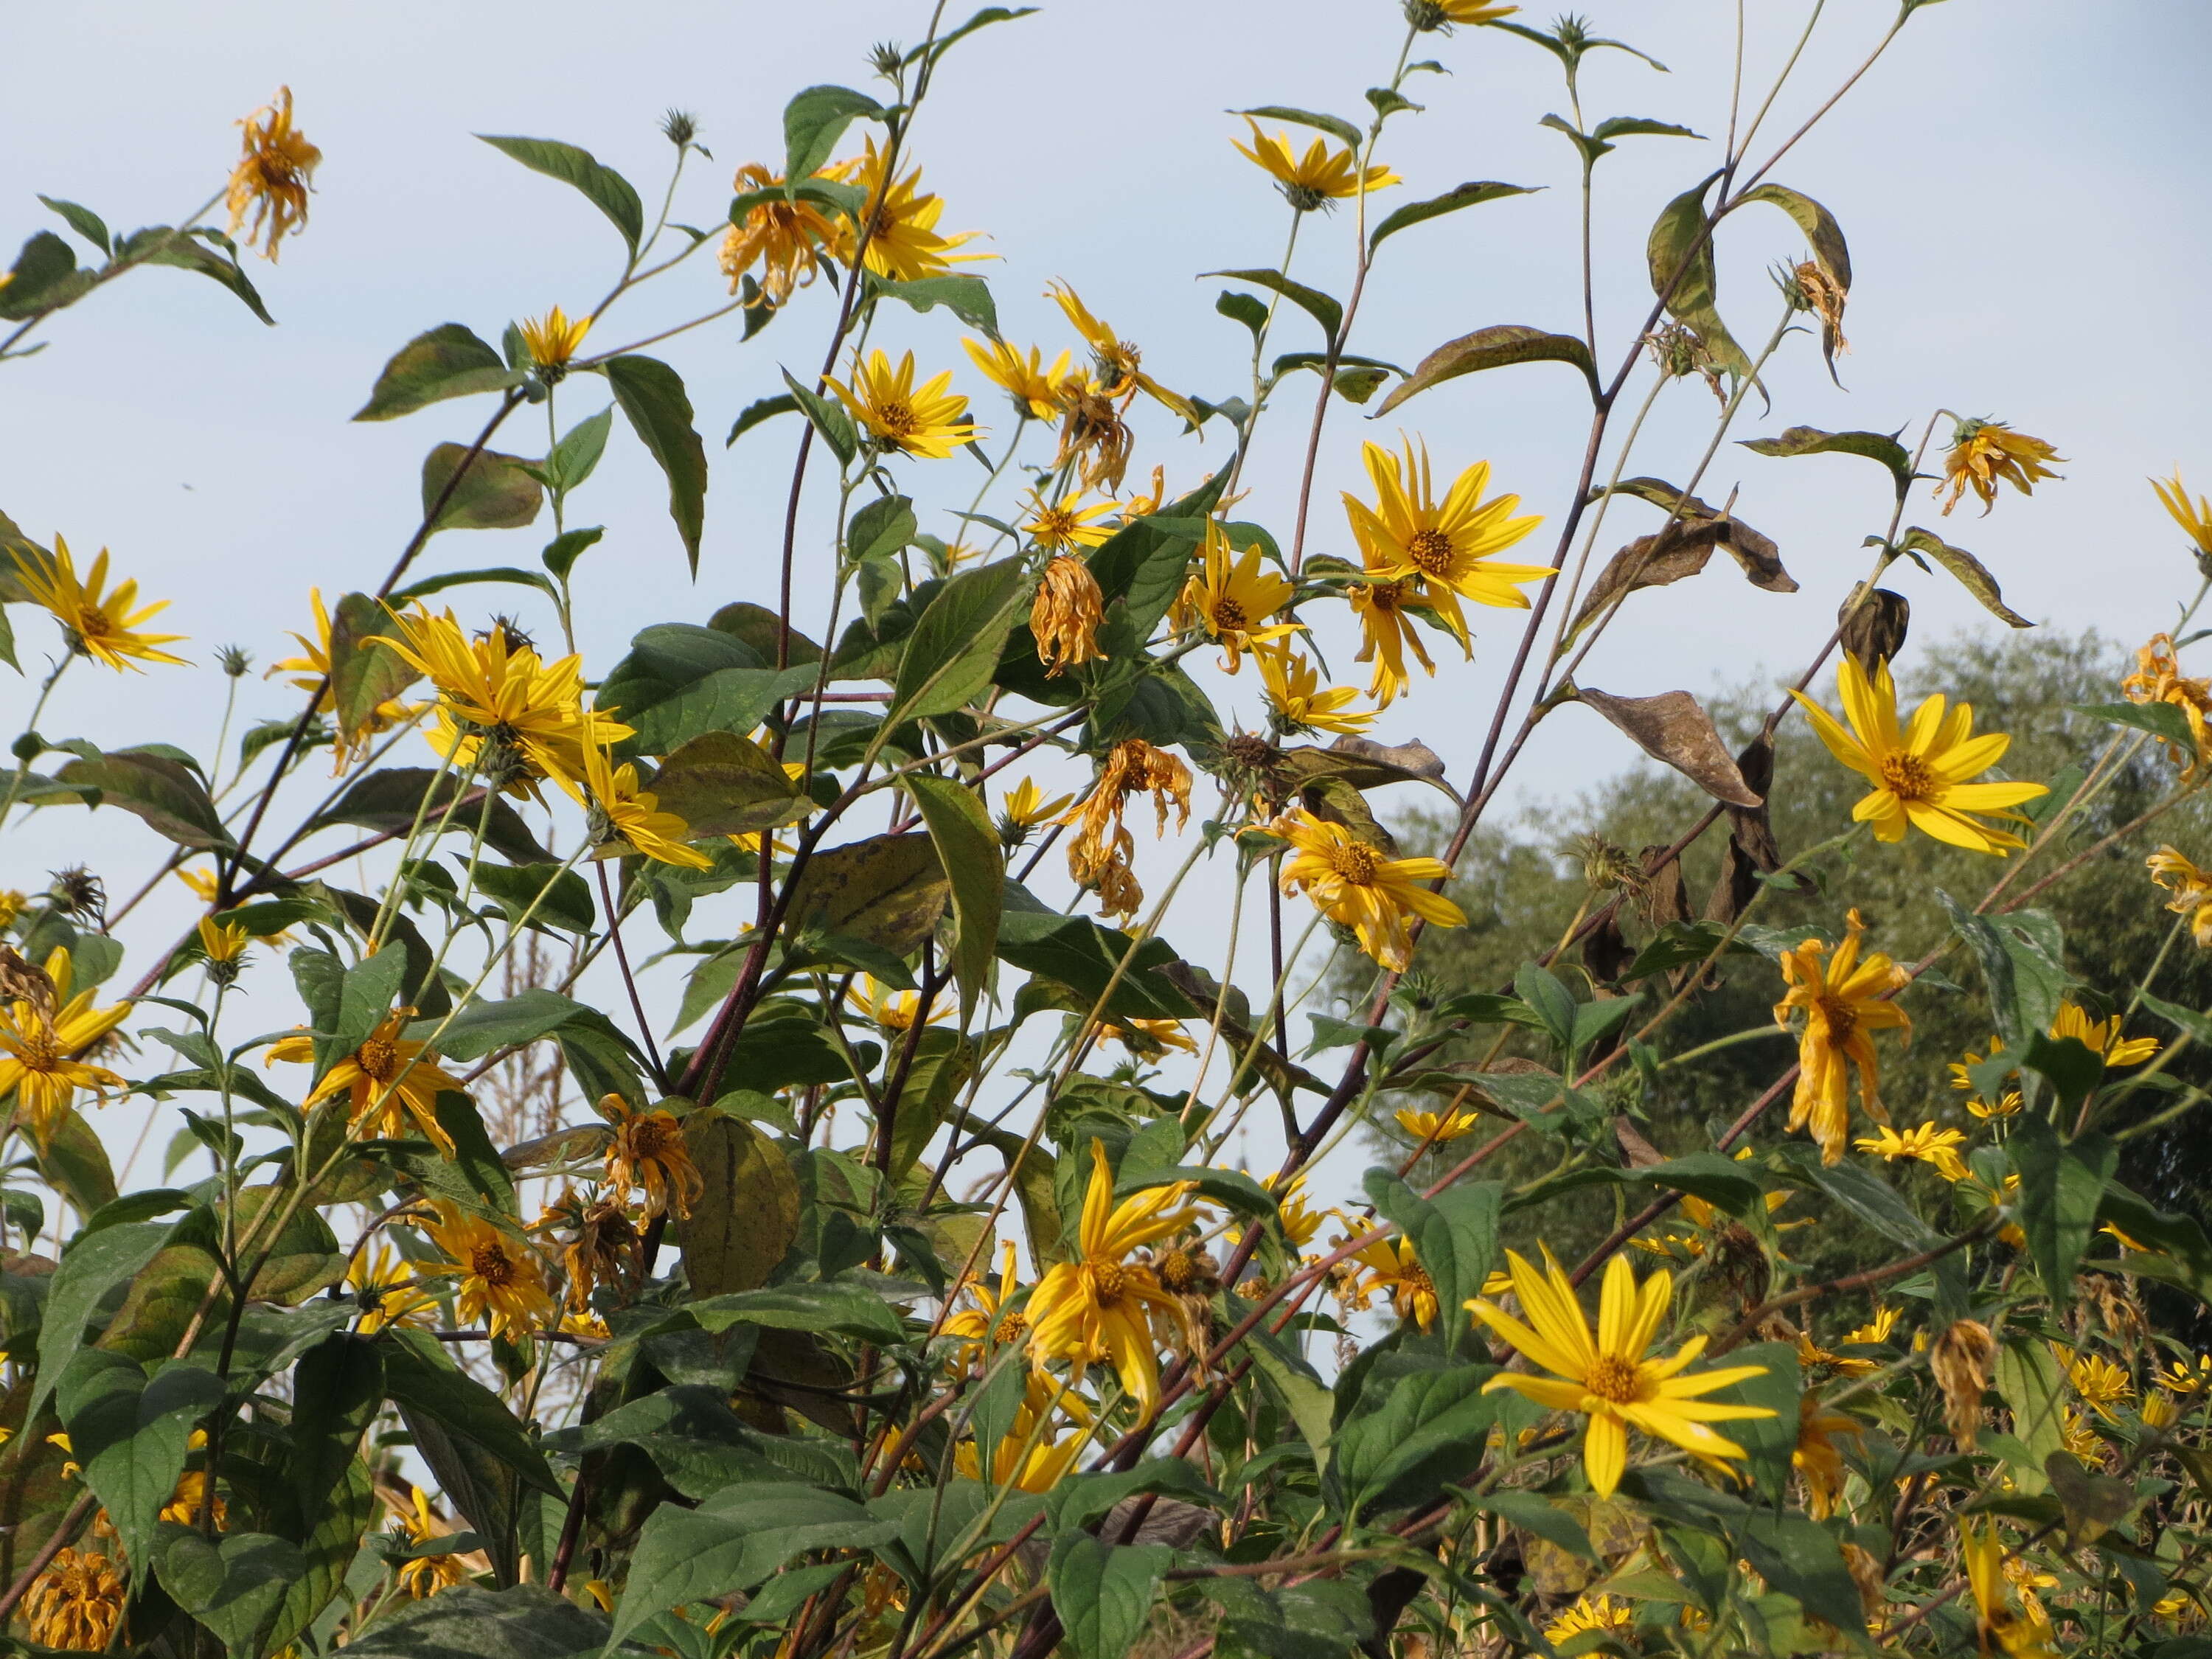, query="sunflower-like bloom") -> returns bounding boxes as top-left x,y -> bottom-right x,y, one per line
1841,1306 -> 1902,1348
1349,1234 -> 1439,1330
373,607 -> 625,799
945,1239 -> 1029,1368
1468,1248 -> 1773,1498
951,1379 -> 1093,1492
1349,573 -> 1436,708
532,1188 -> 640,1310
1255,644 -> 1375,736
1950,1036 -> 2023,1118
1273,806 -> 1464,972
1854,1121 -> 1967,1182
846,975 -> 945,1034
517,306 -> 591,372
1026,1142 -> 1202,1417
1937,419 -> 2065,516
1773,910 -> 1910,1165
1232,119 -> 1399,213
392,1485 -> 469,1599
12,539 -> 187,671
2121,633 -> 2212,773
1174,523 -> 1298,672
1963,1519 -> 2059,1659
1545,1595 -> 1635,1645
0,947 -> 129,1151
1394,1105 -> 1478,1144
226,86 -> 320,260
1062,739 -> 1193,919
1342,439 -> 1551,647
581,740 -> 710,869
1031,553 -> 1107,676
1259,1172 -> 1331,1250
267,587 -> 422,768
1790,654 -> 2047,854
2162,1354 -> 2212,1395
720,160 -> 857,305
347,1239 -> 437,1334
1099,1016 -> 1197,1062
1794,1389 -> 1861,1520
964,338 -> 1074,421
195,916 -> 251,985
1046,282 -> 1200,425
2066,1349 -> 2135,1420
851,137 -> 984,282
1407,0 -> 1521,27
23,1546 -> 127,1650
998,777 -> 1074,834
2149,845 -> 2212,947
2049,1000 -> 2159,1067
2152,469 -> 2212,559
266,1007 -> 467,1157
1023,492 -> 1118,555
421,1202 -> 557,1344
598,1093 -> 703,1220
824,348 -> 977,459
